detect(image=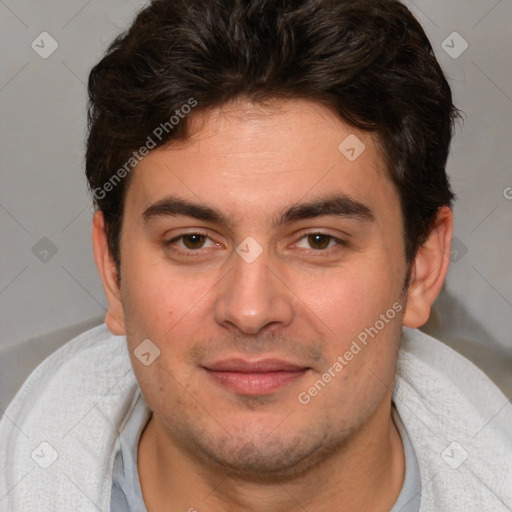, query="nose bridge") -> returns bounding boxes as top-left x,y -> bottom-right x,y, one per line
214,243 -> 294,333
